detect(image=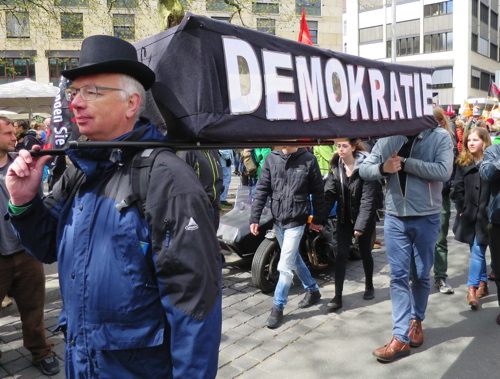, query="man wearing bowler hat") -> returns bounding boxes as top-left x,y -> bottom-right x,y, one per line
5,35 -> 222,378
